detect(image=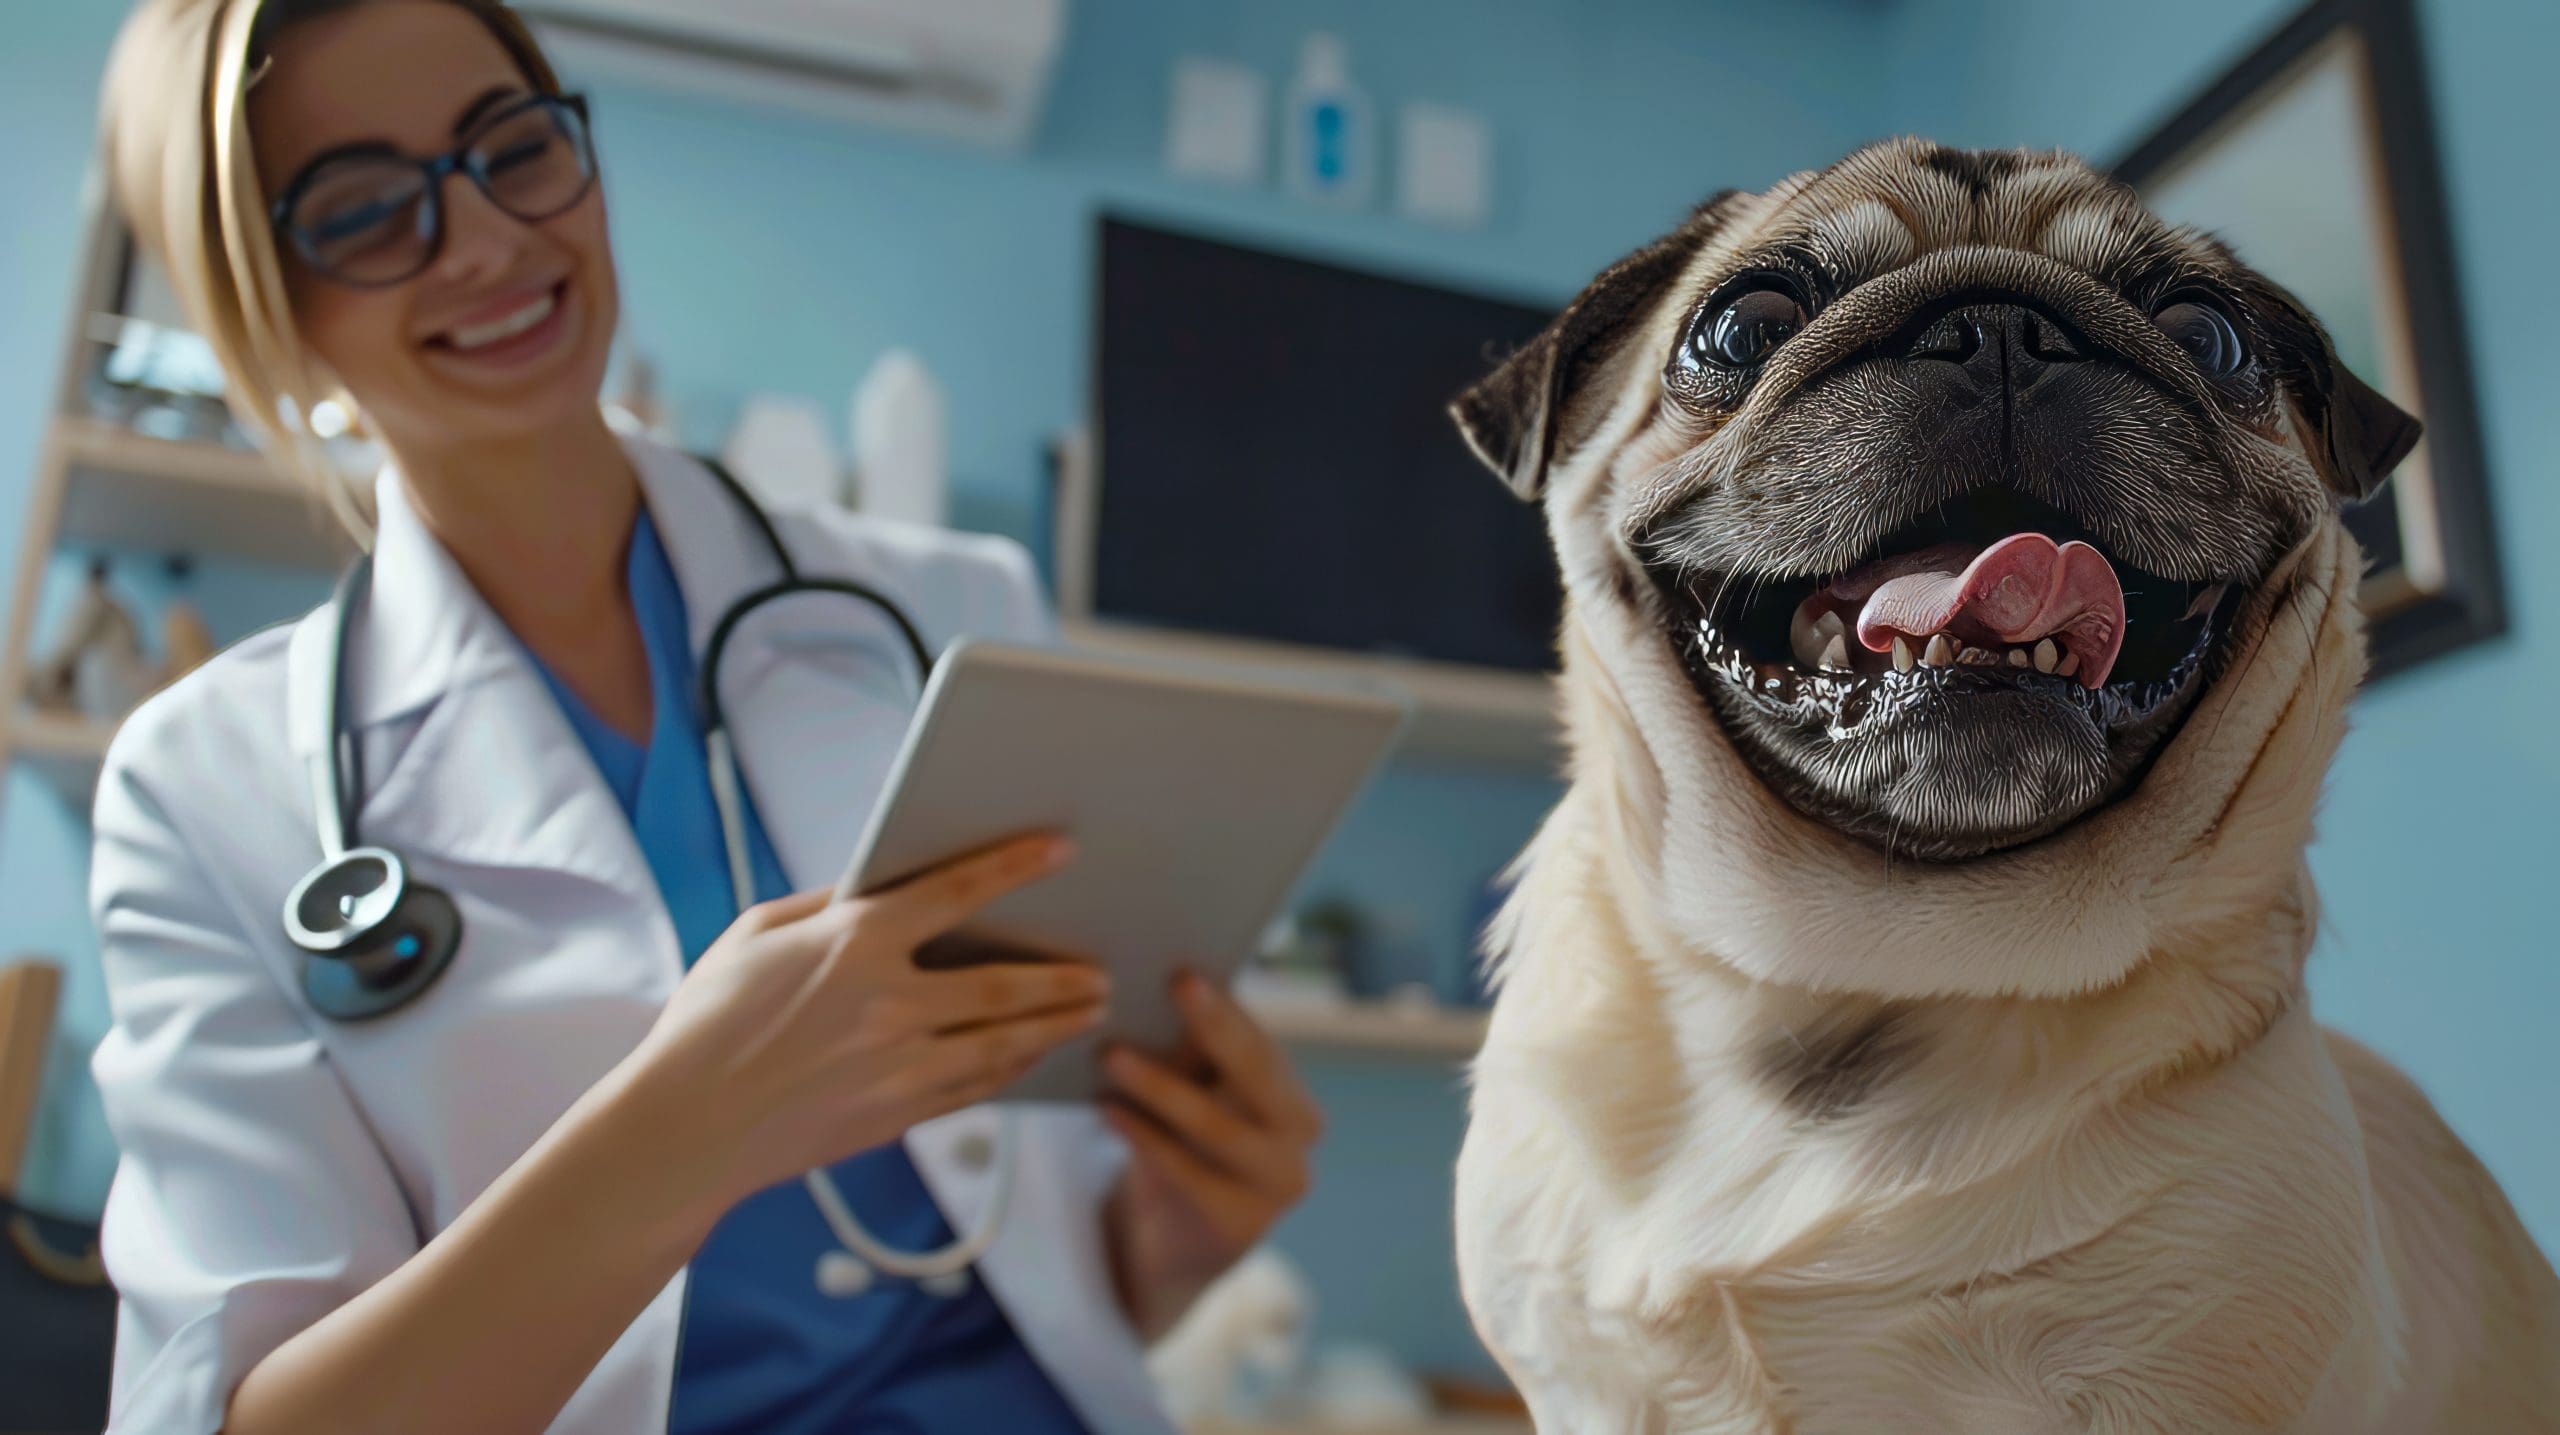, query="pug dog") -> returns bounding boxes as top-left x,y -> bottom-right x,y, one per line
1448,139 -> 2558,1434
